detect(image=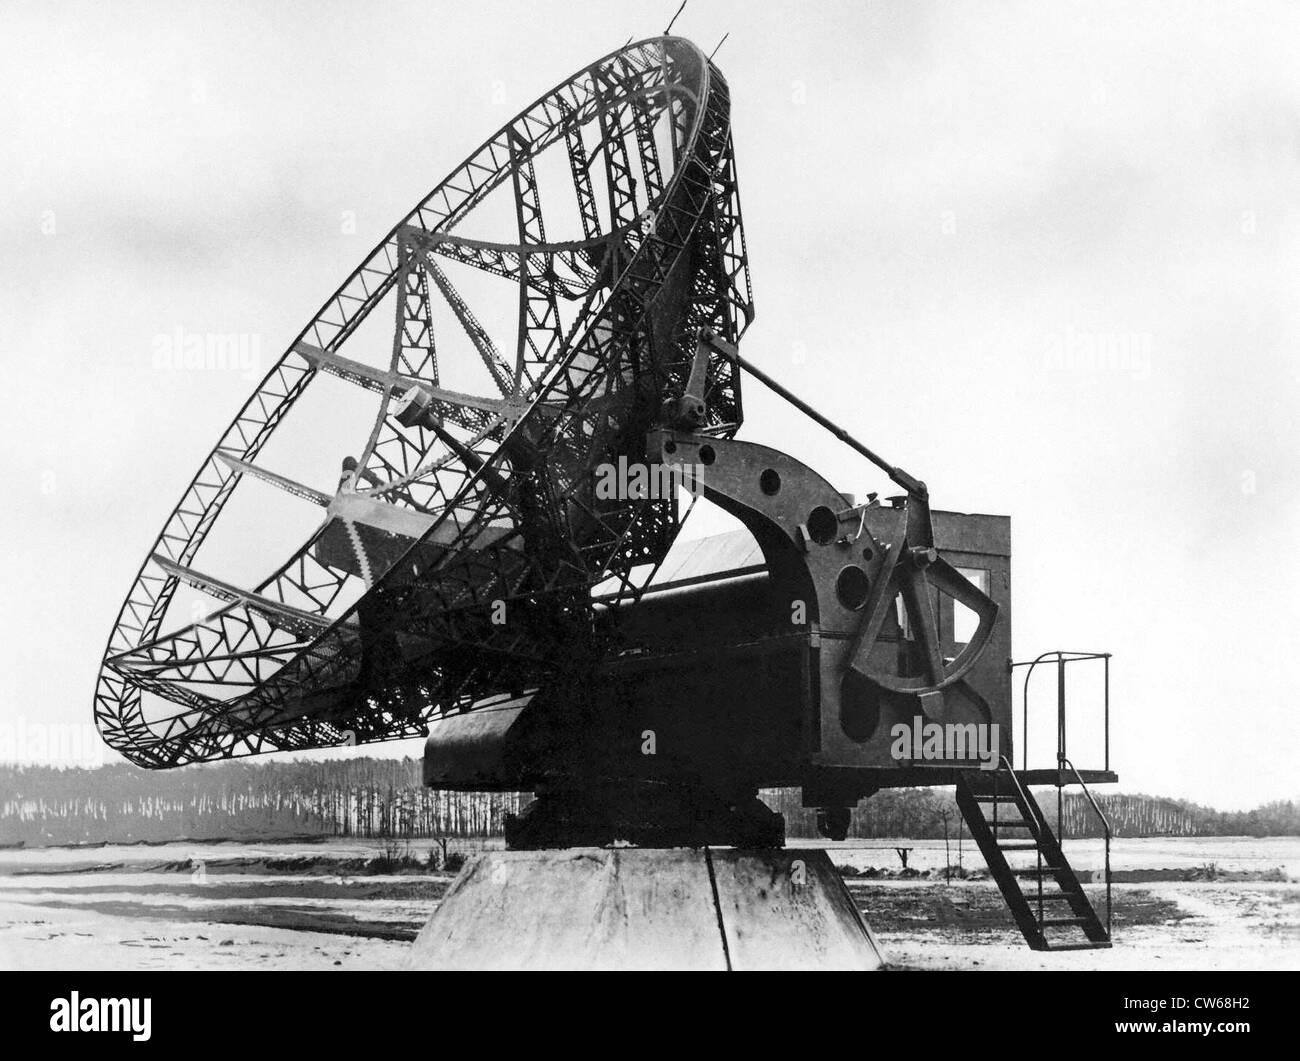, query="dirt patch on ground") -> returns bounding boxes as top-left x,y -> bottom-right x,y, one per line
848,879 -> 1185,933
